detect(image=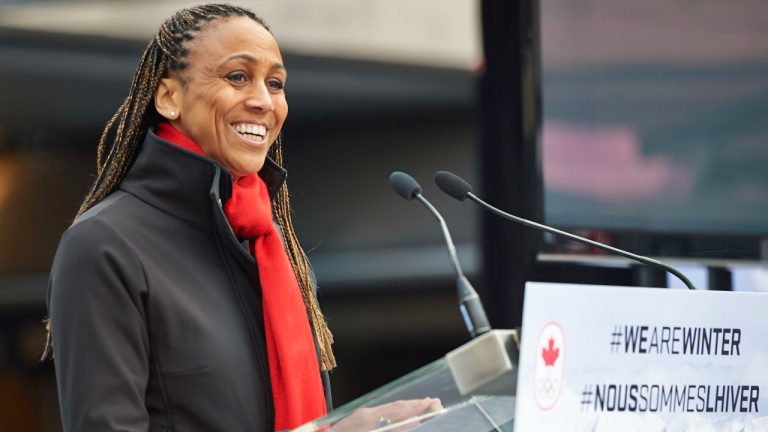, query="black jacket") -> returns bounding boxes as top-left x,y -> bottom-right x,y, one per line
48,129 -> 331,432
